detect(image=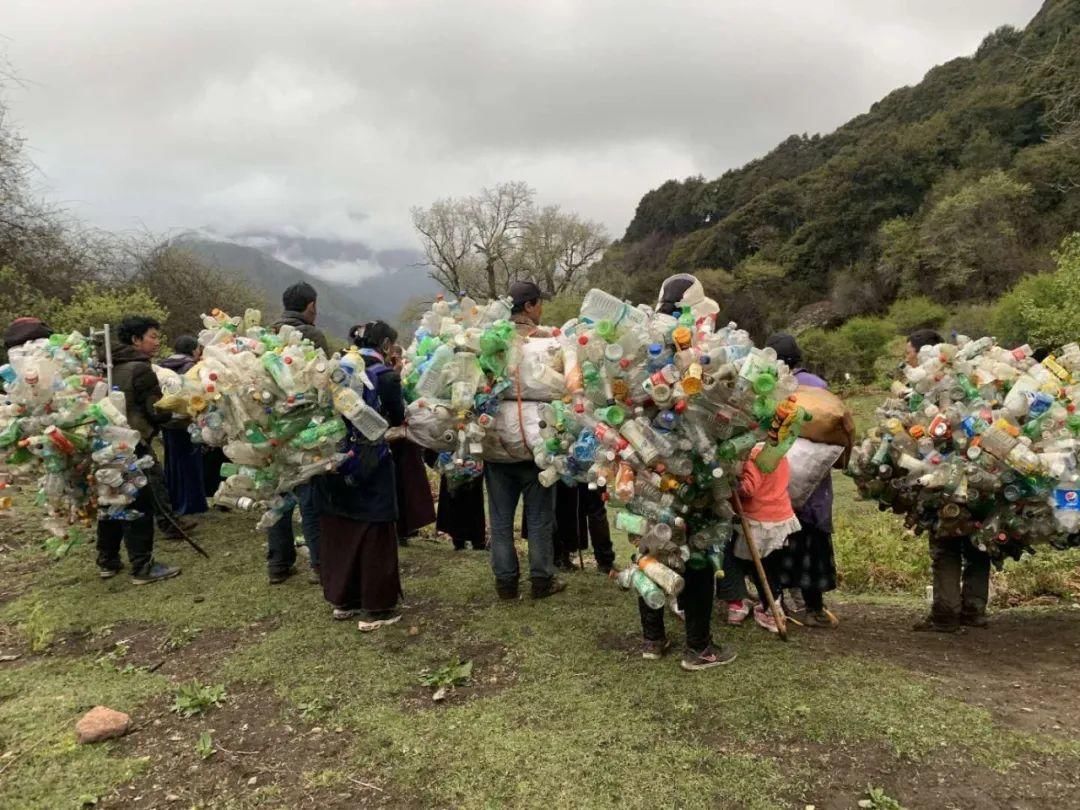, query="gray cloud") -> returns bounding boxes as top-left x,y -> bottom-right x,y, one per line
5,0 -> 1044,249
